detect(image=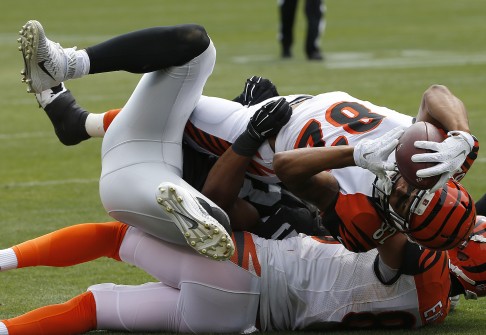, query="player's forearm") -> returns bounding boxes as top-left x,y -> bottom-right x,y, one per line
417,84 -> 470,133
377,233 -> 408,270
202,147 -> 251,210
274,146 -> 355,183
202,147 -> 262,230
